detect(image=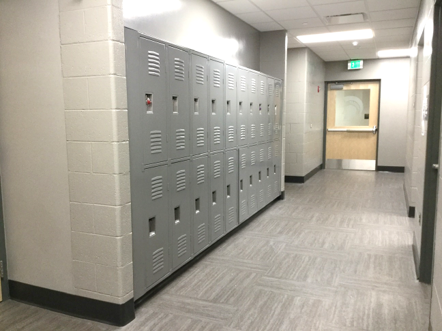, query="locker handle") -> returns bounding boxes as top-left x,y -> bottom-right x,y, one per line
240,179 -> 243,191
146,93 -> 153,114
250,175 -> 253,186
194,98 -> 199,114
259,171 -> 262,182
250,102 -> 253,114
172,96 -> 178,113
212,191 -> 217,205
267,167 -> 270,178
195,198 -> 200,213
149,217 -> 156,237
227,100 -> 231,114
227,185 -> 231,198
212,99 -> 216,114
174,206 -> 180,224
239,101 -> 243,114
